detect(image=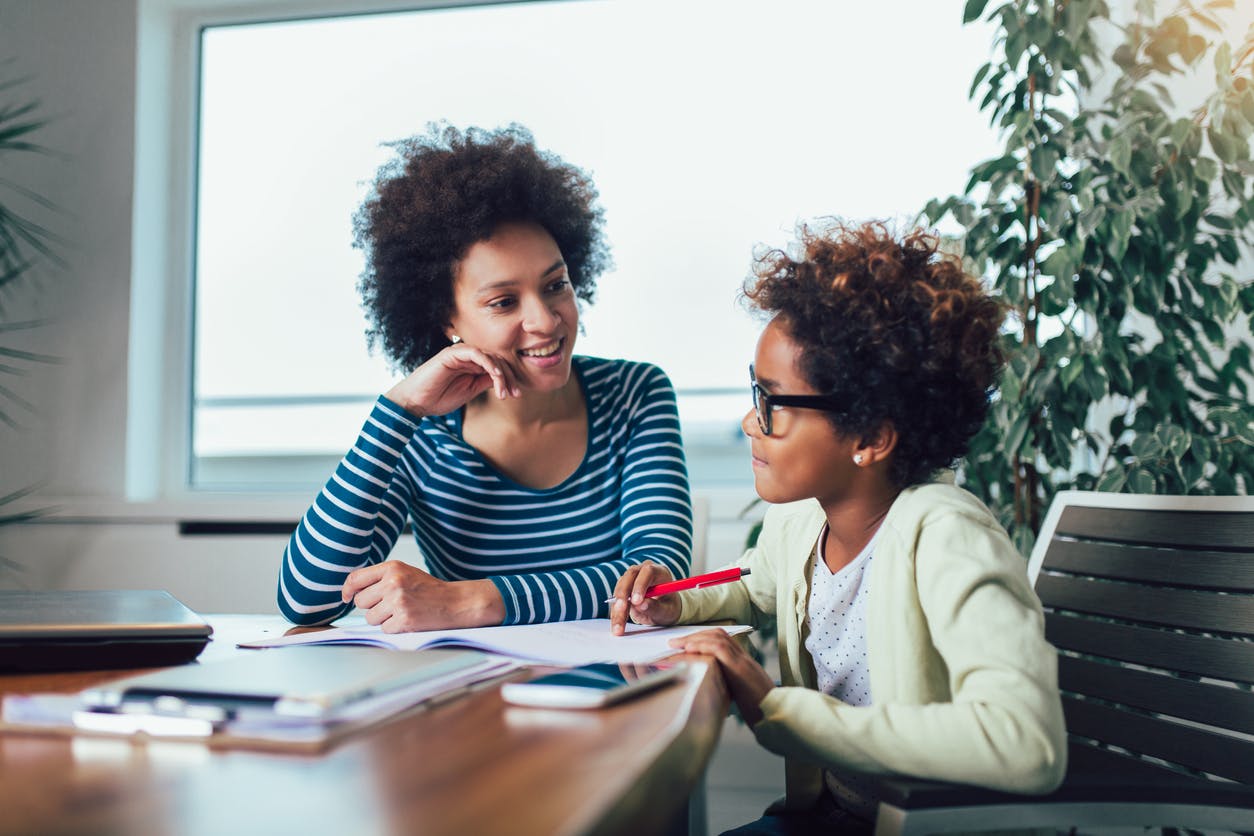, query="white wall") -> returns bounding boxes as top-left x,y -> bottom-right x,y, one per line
0,1 -> 318,607
0,0 -> 138,499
